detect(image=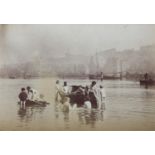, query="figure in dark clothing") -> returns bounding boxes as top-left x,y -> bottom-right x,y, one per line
89,81 -> 98,108
89,92 -> 98,108
18,88 -> 27,109
144,73 -> 149,80
101,72 -> 104,81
